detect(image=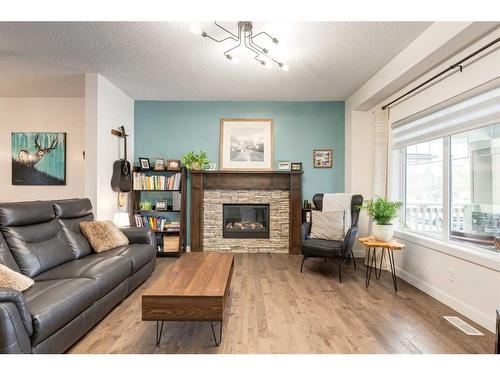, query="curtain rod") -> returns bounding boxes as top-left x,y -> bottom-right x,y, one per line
381,36 -> 500,111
